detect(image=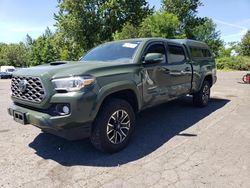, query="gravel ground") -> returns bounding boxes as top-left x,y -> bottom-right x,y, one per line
0,71 -> 250,188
